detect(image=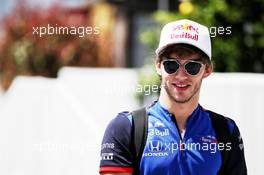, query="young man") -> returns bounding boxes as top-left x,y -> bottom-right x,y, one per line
99,19 -> 247,175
